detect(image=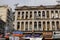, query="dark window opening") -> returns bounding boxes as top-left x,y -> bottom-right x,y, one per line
34,11 -> 37,13
55,11 -> 58,13
51,11 -> 54,13
38,11 -> 41,13
30,11 -> 32,13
